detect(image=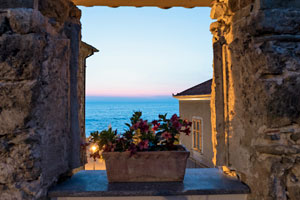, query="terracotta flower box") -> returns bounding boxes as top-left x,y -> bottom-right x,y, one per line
89,112 -> 193,182
102,145 -> 190,182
